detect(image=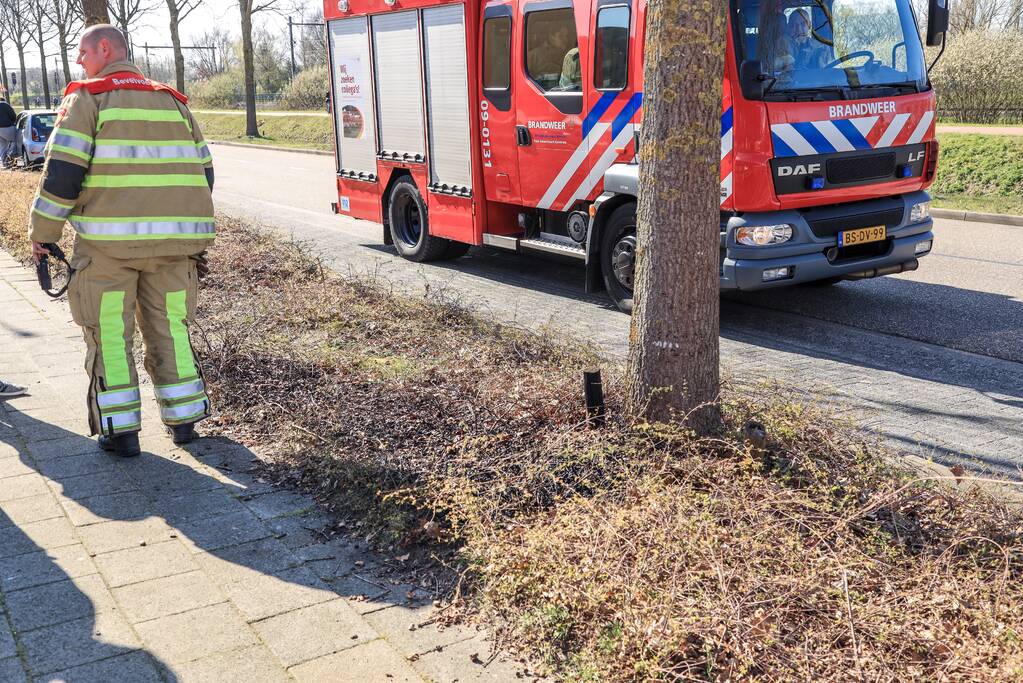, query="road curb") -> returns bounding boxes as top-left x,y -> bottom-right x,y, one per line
208,140 -> 333,157
932,207 -> 1023,227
